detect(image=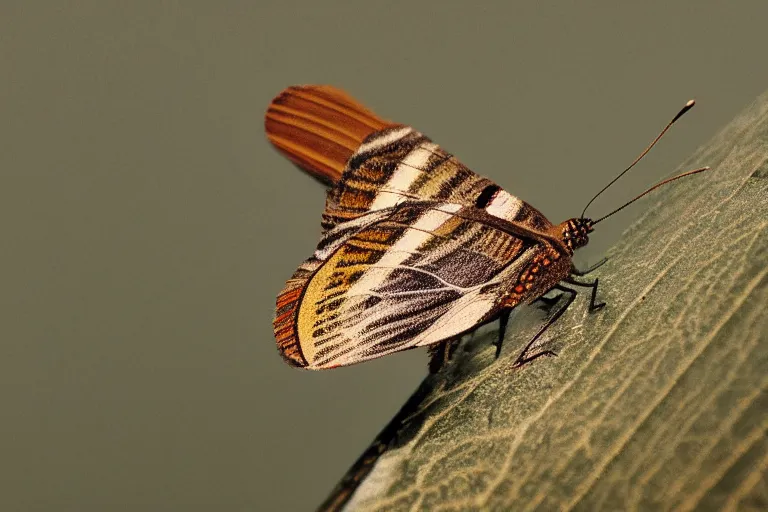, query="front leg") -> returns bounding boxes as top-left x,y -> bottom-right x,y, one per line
563,276 -> 605,312
514,285 -> 578,366
514,277 -> 606,367
534,293 -> 562,312
570,257 -> 608,276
